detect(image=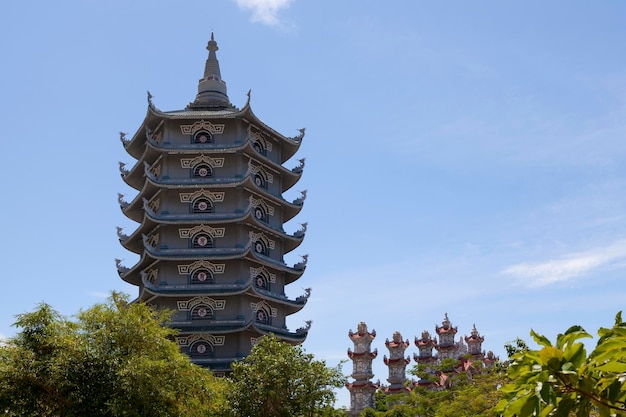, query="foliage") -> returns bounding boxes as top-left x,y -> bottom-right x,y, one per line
229,333 -> 345,417
496,311 -> 626,416
0,292 -> 229,417
365,364 -> 507,417
504,337 -> 529,359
